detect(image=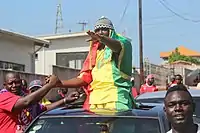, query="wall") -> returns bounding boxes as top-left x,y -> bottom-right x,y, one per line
0,35 -> 35,73
163,63 -> 200,85
46,36 -> 89,50
144,62 -> 171,86
52,65 -> 80,80
35,36 -> 89,75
